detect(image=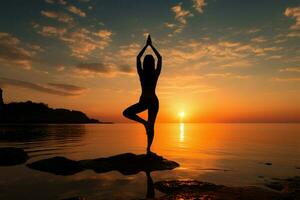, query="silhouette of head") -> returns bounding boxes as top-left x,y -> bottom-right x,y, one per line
143,54 -> 155,72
